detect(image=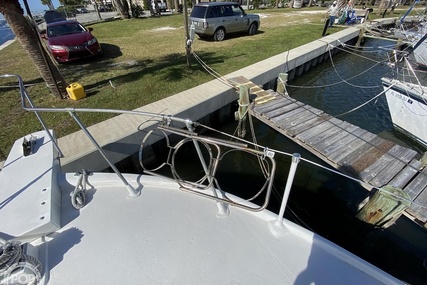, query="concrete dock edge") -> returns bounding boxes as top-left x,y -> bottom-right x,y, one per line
56,27 -> 360,172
